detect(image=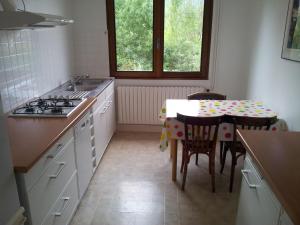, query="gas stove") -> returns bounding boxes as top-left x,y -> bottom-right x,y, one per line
10,97 -> 86,118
